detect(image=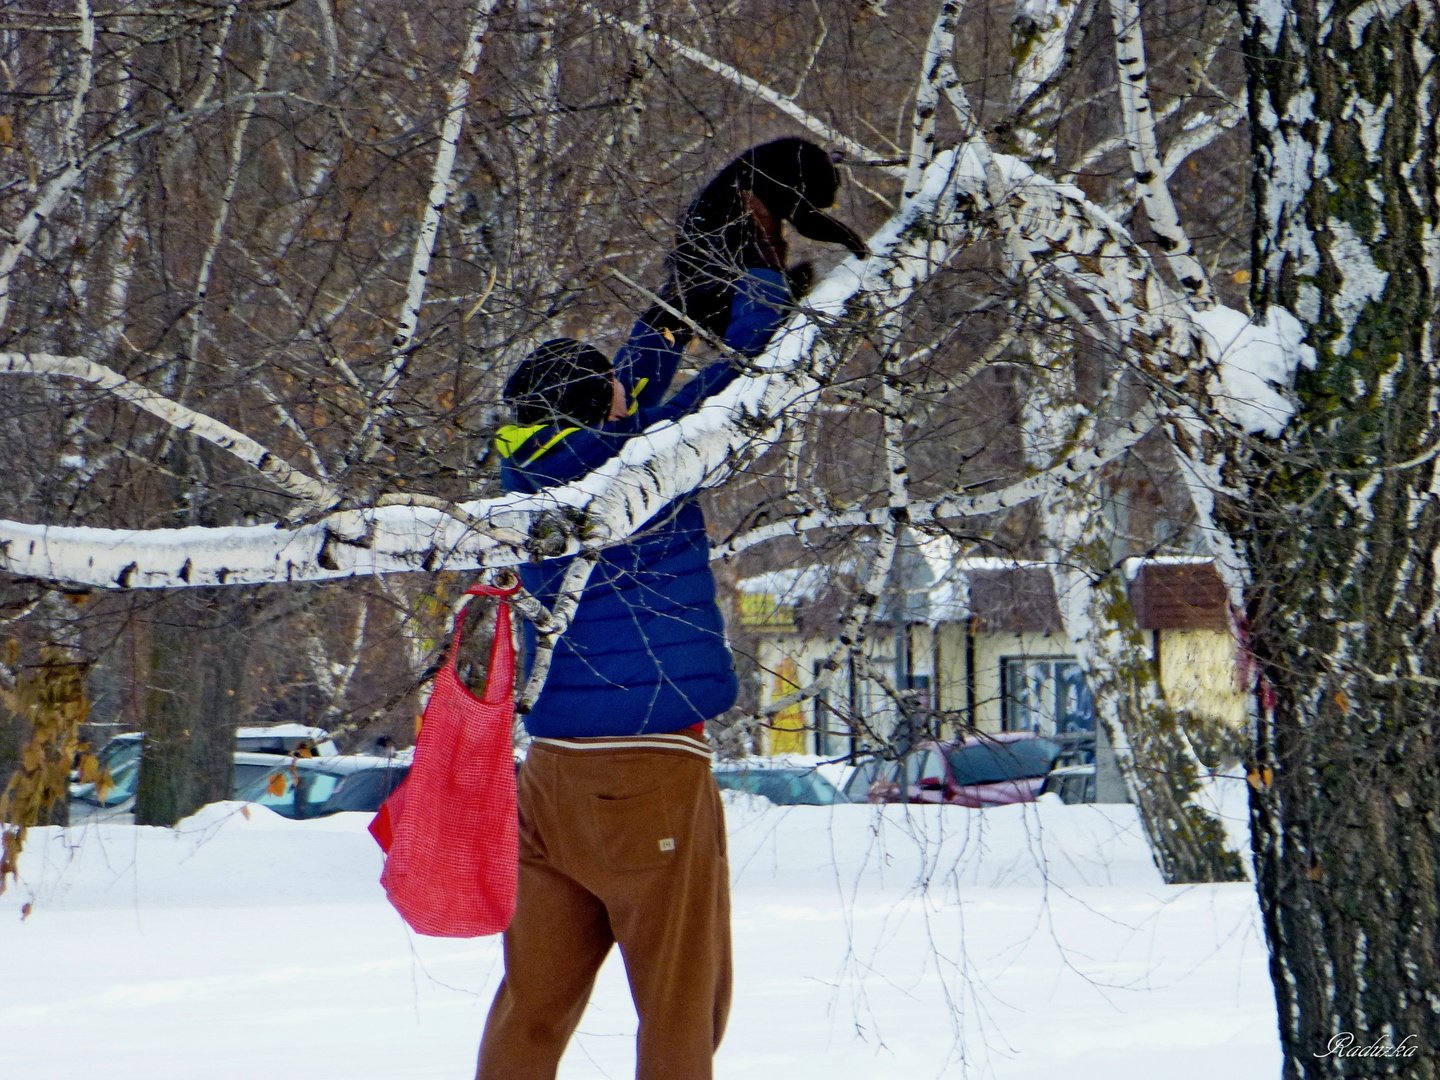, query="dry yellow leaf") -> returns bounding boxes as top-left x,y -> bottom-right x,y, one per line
1246,766 -> 1274,792
266,772 -> 290,797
